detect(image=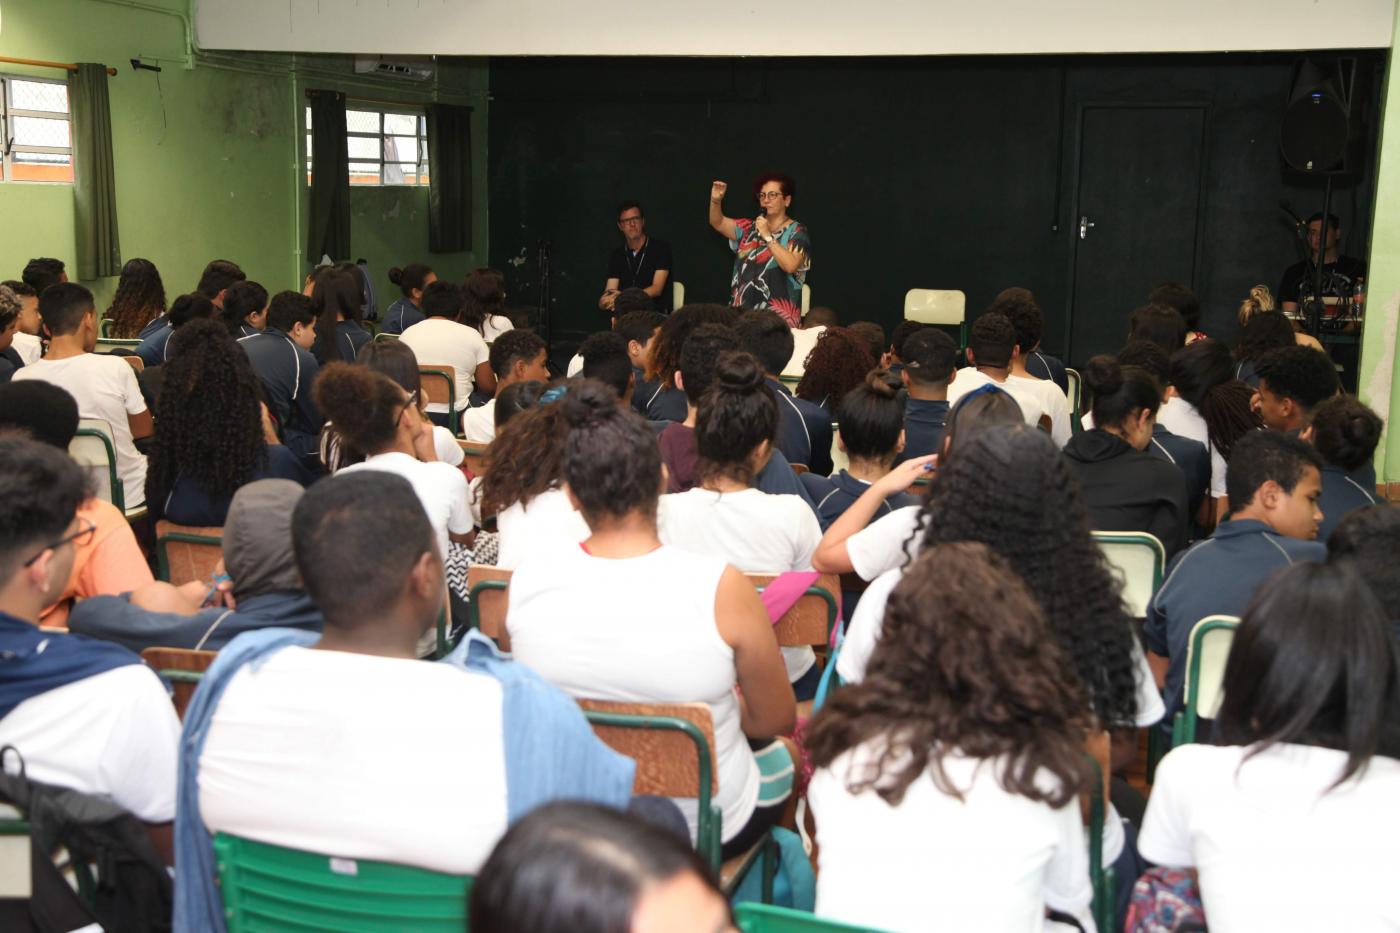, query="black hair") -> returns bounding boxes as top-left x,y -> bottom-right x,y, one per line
734,308 -> 795,376
359,339 -> 422,401
1235,311 -> 1297,366
1328,505 -> 1400,620
1170,339 -> 1260,459
1,281 -> 36,299
470,802 -> 725,933
1217,561 -> 1400,788
1310,396 -> 1382,473
167,292 -> 218,329
752,172 -> 796,199
37,282 -> 94,336
579,332 -> 632,400
967,312 -> 1016,369
266,291 -> 316,333
313,363 -> 409,456
463,269 -> 507,335
221,281 -> 269,335
646,303 -> 740,385
1083,355 -> 1161,430
1254,346 -> 1341,413
1116,339 -> 1171,386
614,311 -> 665,348
1225,429 -> 1323,509
420,280 -> 462,320
889,320 -> 925,360
387,263 -> 433,297
1307,211 -> 1342,228
1129,303 -> 1188,354
104,258 -> 167,339
21,258 -> 64,293
990,290 -> 1044,353
0,436 -> 88,583
292,471 -> 438,626
837,370 -> 907,462
558,379 -> 663,525
677,324 -> 739,405
805,306 -> 839,328
0,287 -> 18,332
490,328 -> 547,378
901,328 -> 958,387
616,199 -> 644,219
0,381 -> 79,448
847,321 -> 886,363
1147,282 -> 1202,332
495,380 -> 547,430
696,351 -> 778,486
195,259 -> 246,299
311,266 -> 363,362
613,288 -> 655,315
